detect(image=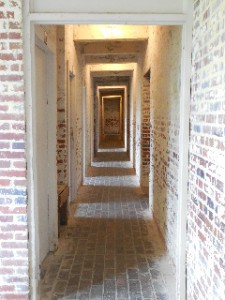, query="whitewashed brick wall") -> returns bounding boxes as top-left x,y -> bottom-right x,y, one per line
187,1 -> 225,299
141,76 -> 150,187
57,26 -> 68,184
149,26 -> 182,264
